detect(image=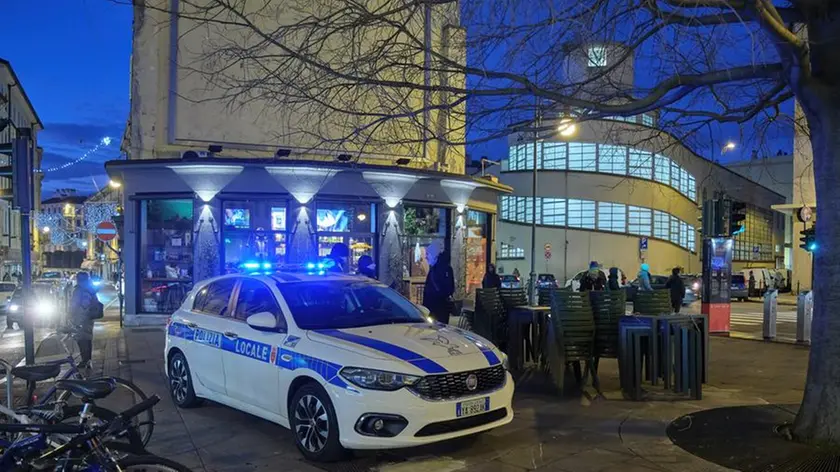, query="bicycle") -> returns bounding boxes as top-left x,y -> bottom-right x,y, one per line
0,327 -> 154,446
0,379 -> 190,471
